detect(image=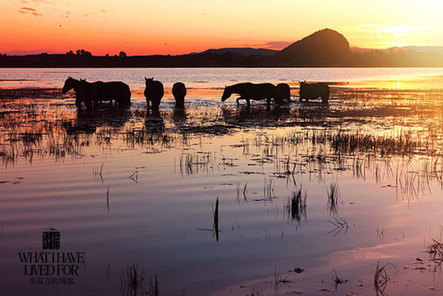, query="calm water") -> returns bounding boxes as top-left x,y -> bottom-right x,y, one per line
0,68 -> 442,295
1,67 -> 443,90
